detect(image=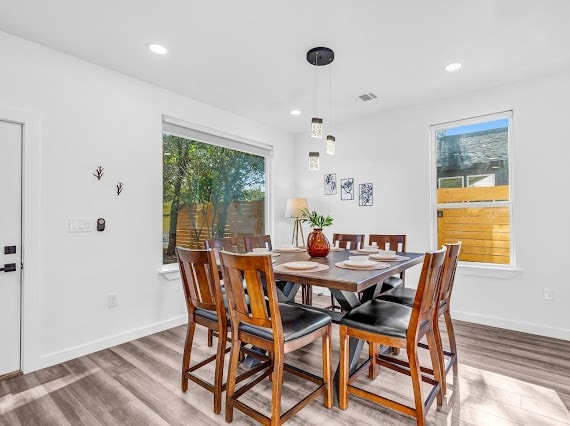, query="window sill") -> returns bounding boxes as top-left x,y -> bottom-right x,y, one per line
158,264 -> 180,281
457,263 -> 519,280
